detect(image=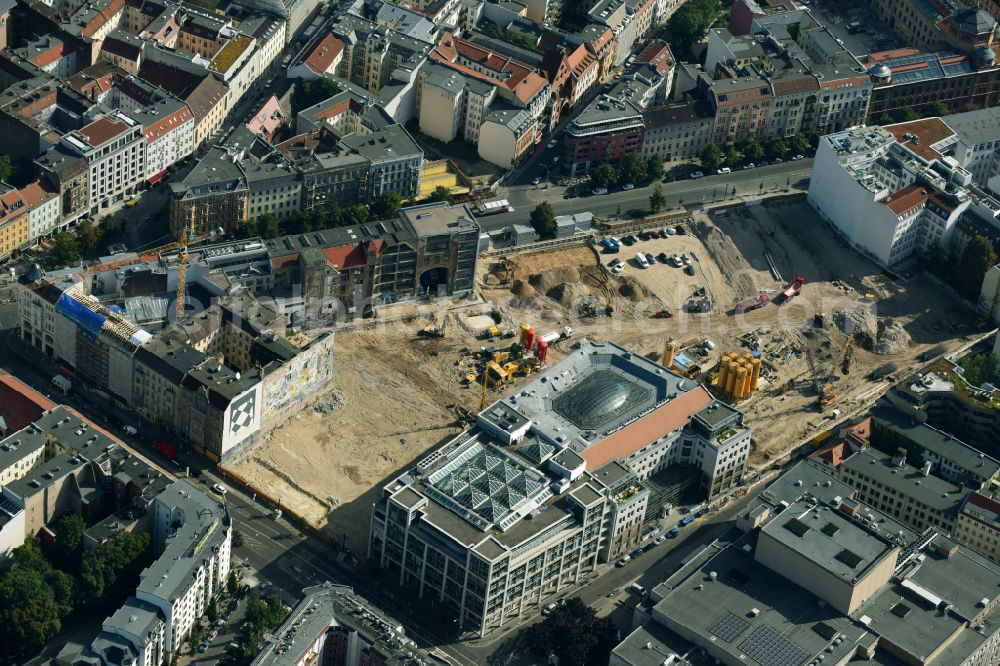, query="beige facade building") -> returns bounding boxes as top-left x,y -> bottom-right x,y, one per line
955,491 -> 1000,563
